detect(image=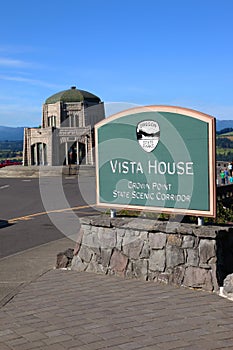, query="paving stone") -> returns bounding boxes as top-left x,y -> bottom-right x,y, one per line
0,344 -> 12,350
6,337 -> 28,346
0,331 -> 21,341
14,326 -> 38,336
1,269 -> 233,350
38,345 -> 66,350
118,341 -> 142,349
78,333 -> 104,344
0,329 -> 14,337
60,338 -> 86,348
45,330 -> 67,337
10,340 -> 47,350
155,339 -> 191,349
44,335 -> 73,346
